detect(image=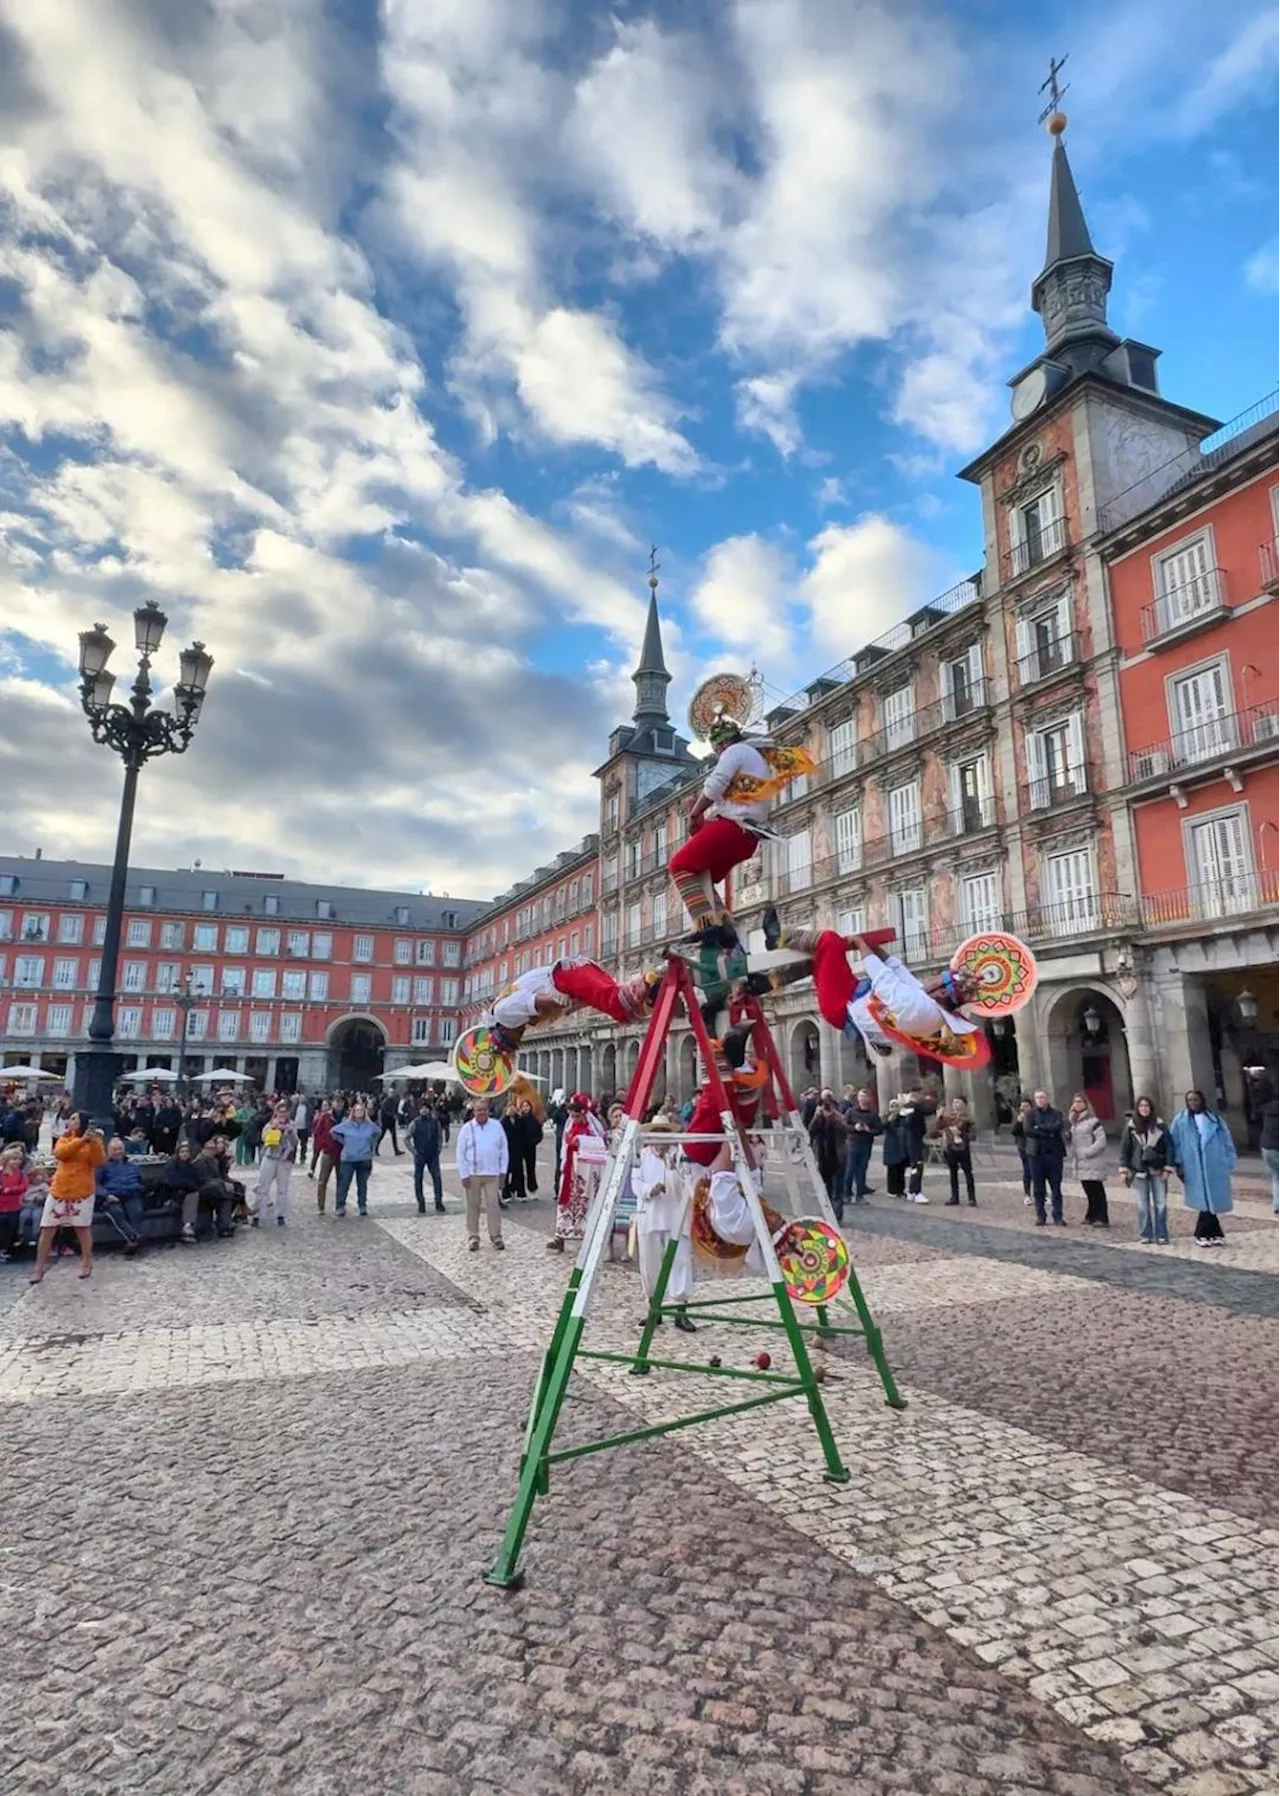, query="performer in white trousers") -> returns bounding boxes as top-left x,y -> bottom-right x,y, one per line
634,1118 -> 696,1332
